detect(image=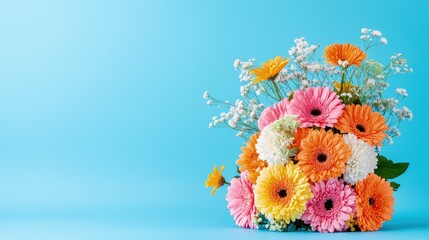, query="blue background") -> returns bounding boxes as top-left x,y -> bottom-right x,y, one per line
0,0 -> 427,239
